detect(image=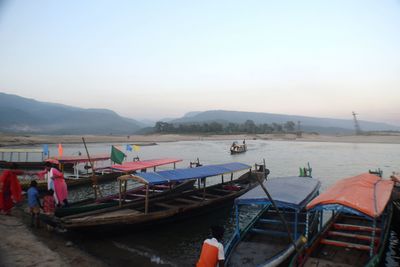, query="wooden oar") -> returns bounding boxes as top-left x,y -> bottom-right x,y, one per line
256,159 -> 300,253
